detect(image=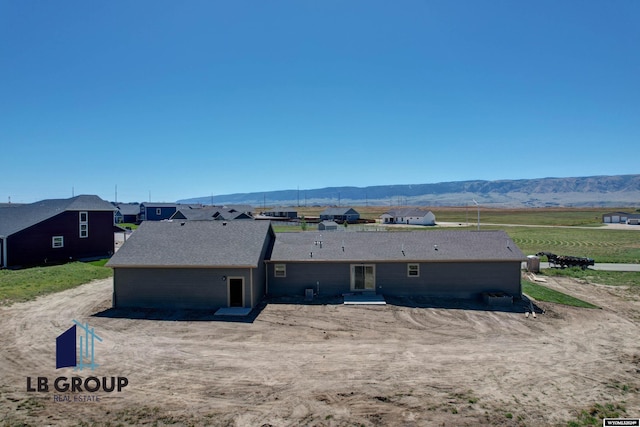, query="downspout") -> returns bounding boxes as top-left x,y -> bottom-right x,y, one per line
265,261 -> 269,295
1,236 -> 7,269
250,267 -> 254,308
